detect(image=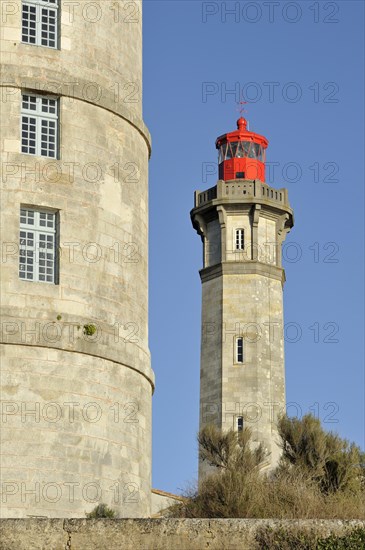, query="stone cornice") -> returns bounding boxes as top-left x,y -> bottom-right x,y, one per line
1,341 -> 155,392
200,261 -> 286,285
0,68 -> 152,157
192,197 -> 293,221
